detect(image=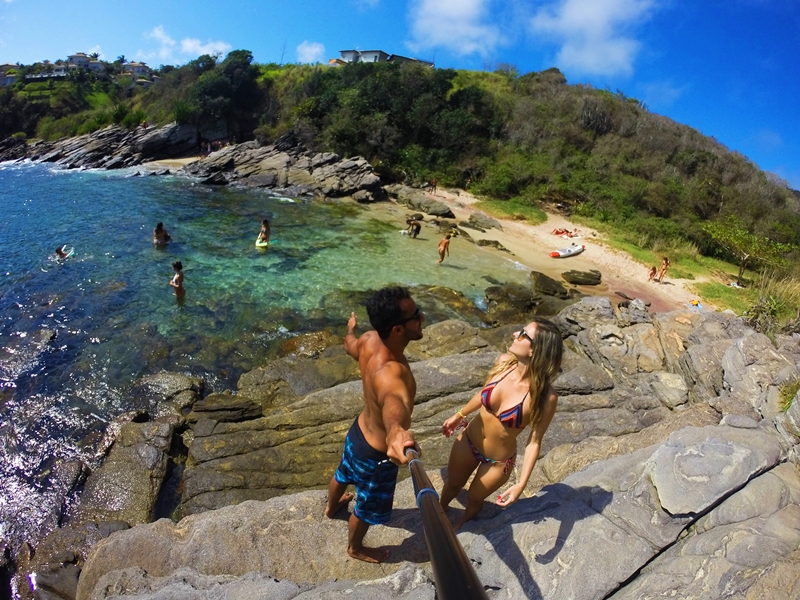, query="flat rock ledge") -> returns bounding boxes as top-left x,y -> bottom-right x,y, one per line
16,298 -> 800,600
